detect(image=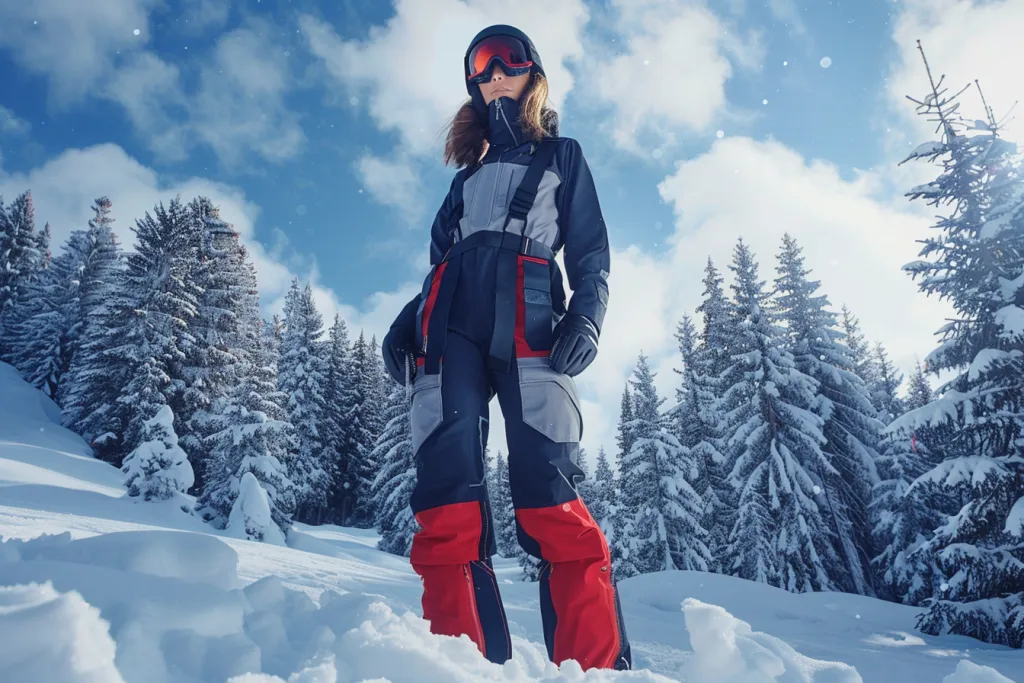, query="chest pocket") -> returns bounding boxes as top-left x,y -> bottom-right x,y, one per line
463,162 -> 516,233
